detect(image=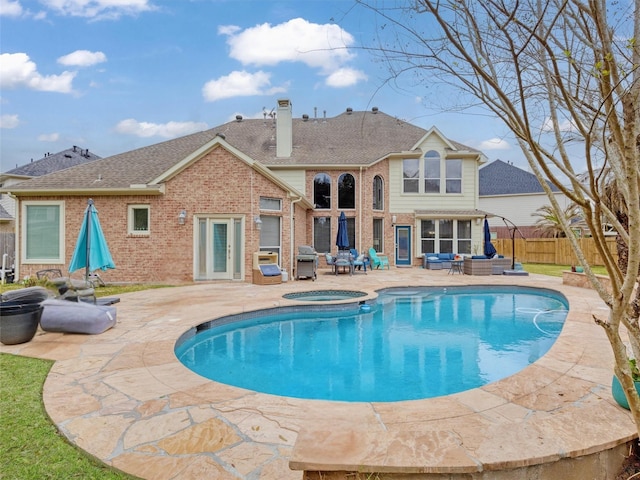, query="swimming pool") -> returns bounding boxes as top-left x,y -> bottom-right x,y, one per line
175,286 -> 568,402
